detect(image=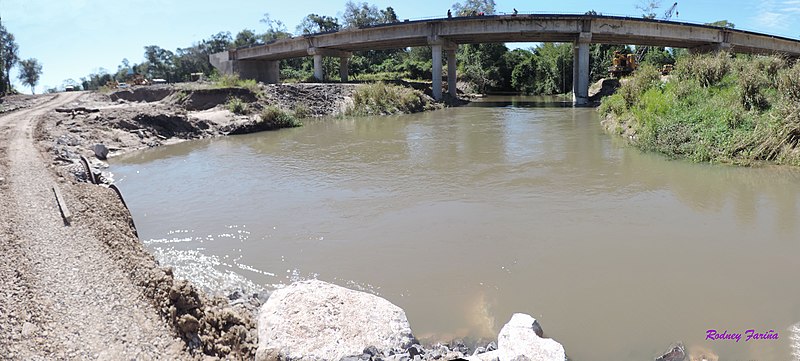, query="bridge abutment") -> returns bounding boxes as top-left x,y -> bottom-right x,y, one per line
572,32 -> 591,106
238,60 -> 280,84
